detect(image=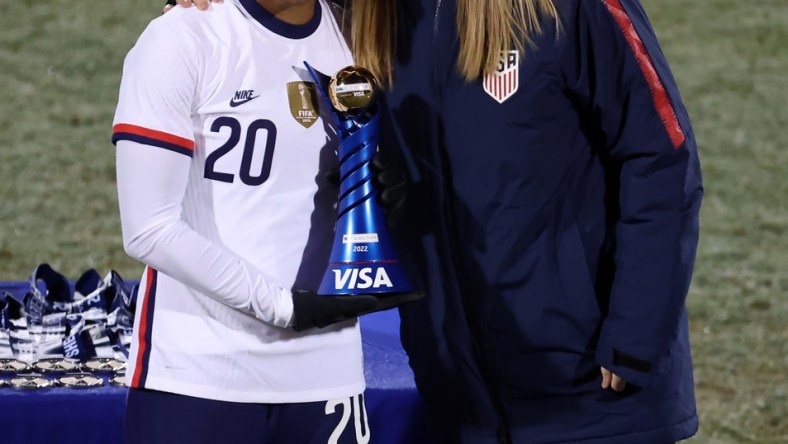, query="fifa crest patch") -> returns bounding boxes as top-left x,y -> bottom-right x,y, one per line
287,81 -> 320,128
483,50 -> 520,103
